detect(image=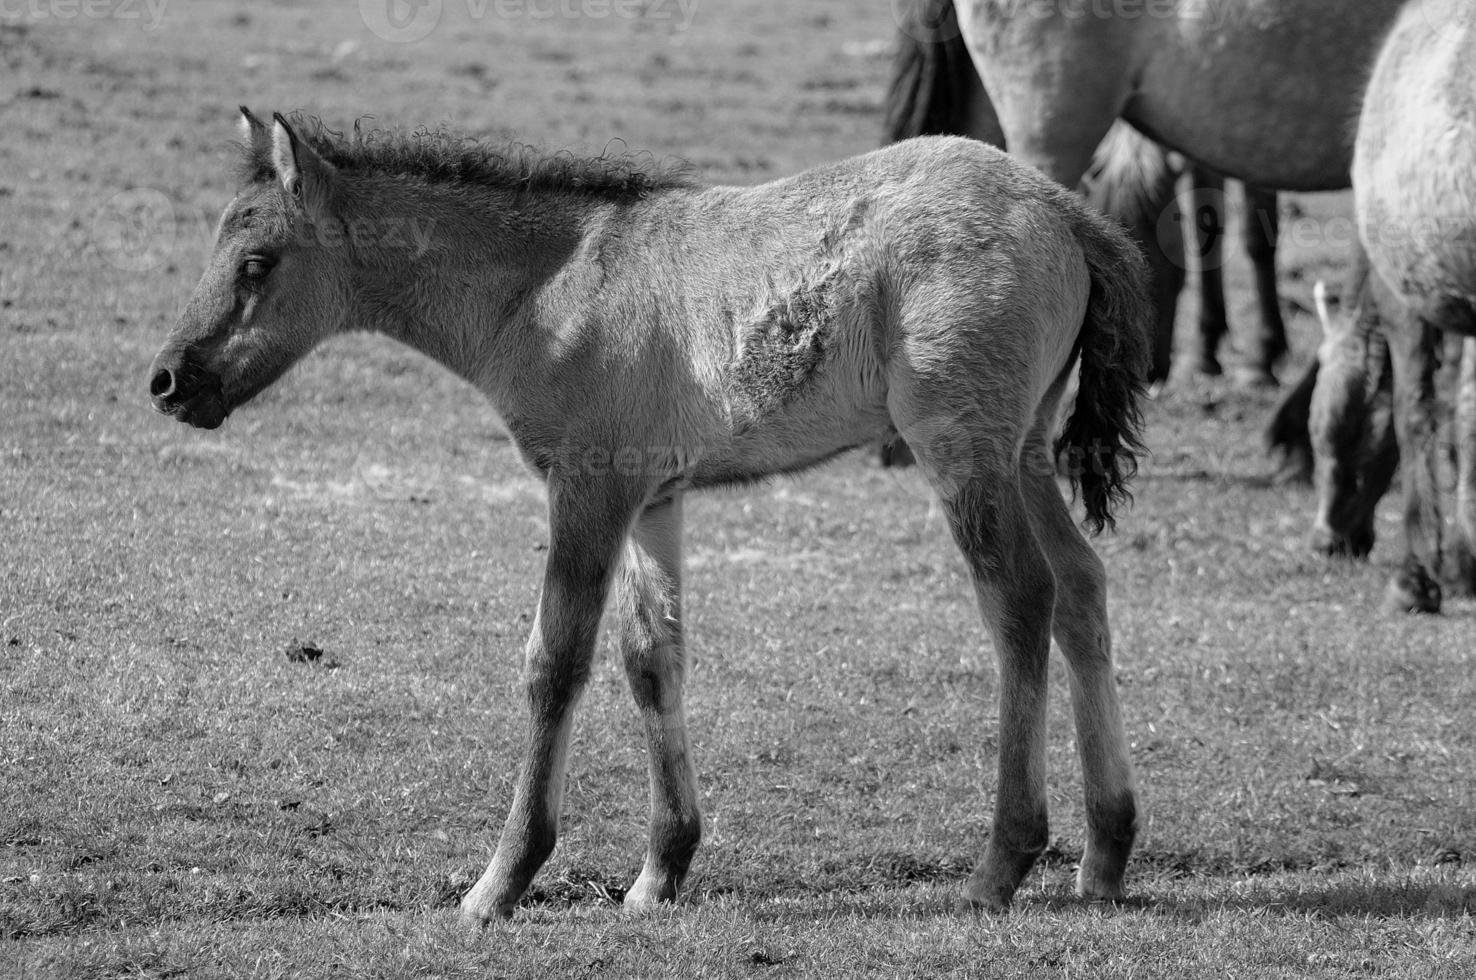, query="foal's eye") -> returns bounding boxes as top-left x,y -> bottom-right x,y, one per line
241,256 -> 274,283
